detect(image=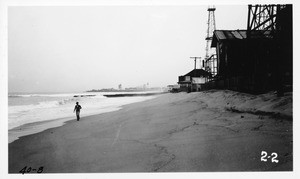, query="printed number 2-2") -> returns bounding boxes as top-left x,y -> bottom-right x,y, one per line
261,151 -> 279,163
